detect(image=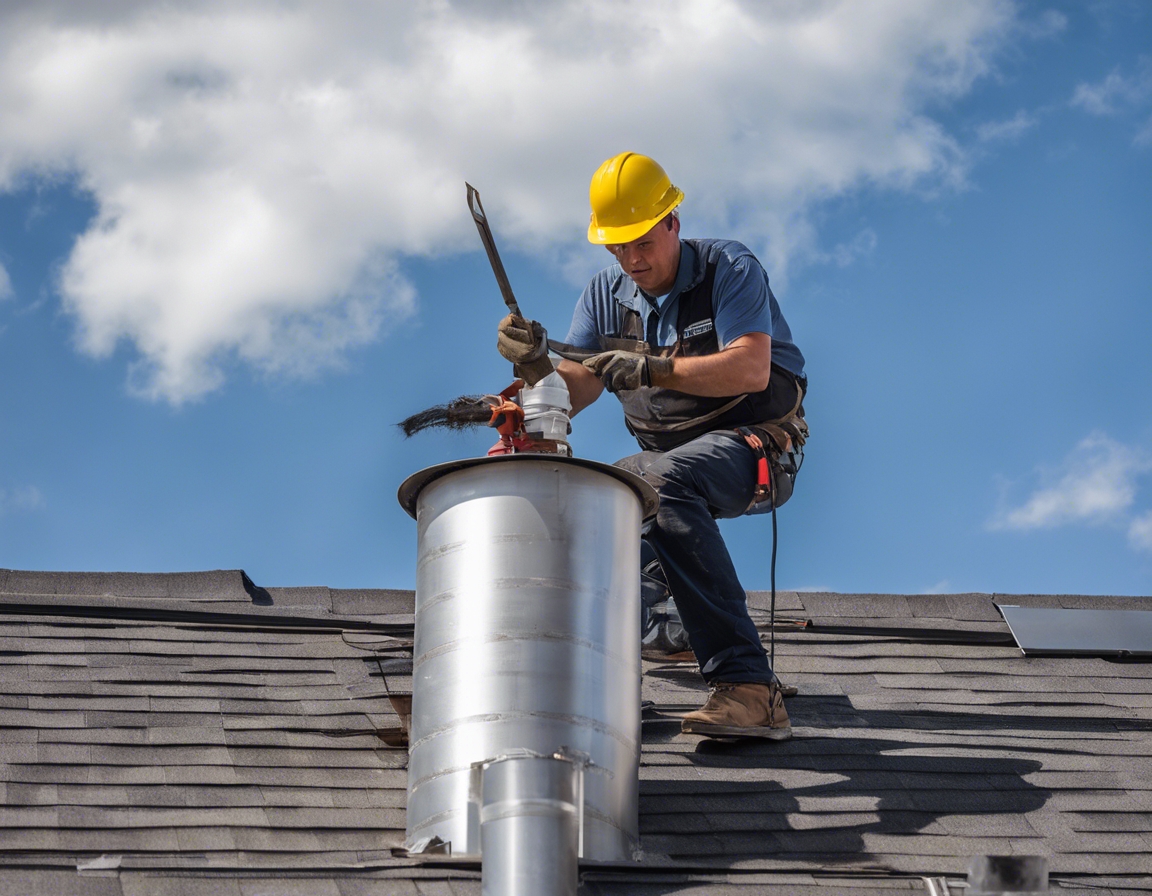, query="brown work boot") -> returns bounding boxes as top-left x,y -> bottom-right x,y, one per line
681,682 -> 791,740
